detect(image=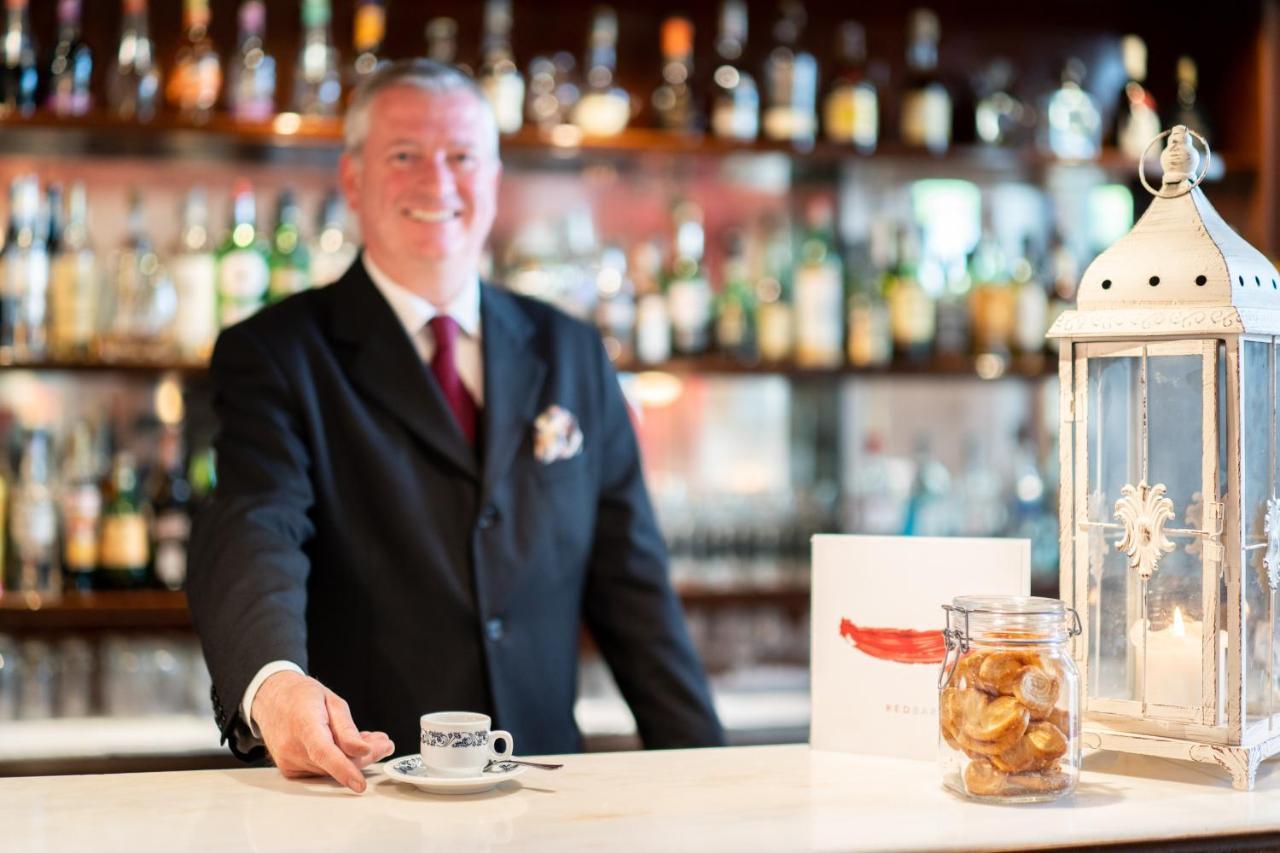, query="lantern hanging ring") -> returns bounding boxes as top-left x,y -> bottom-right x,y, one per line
1138,127 -> 1212,199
